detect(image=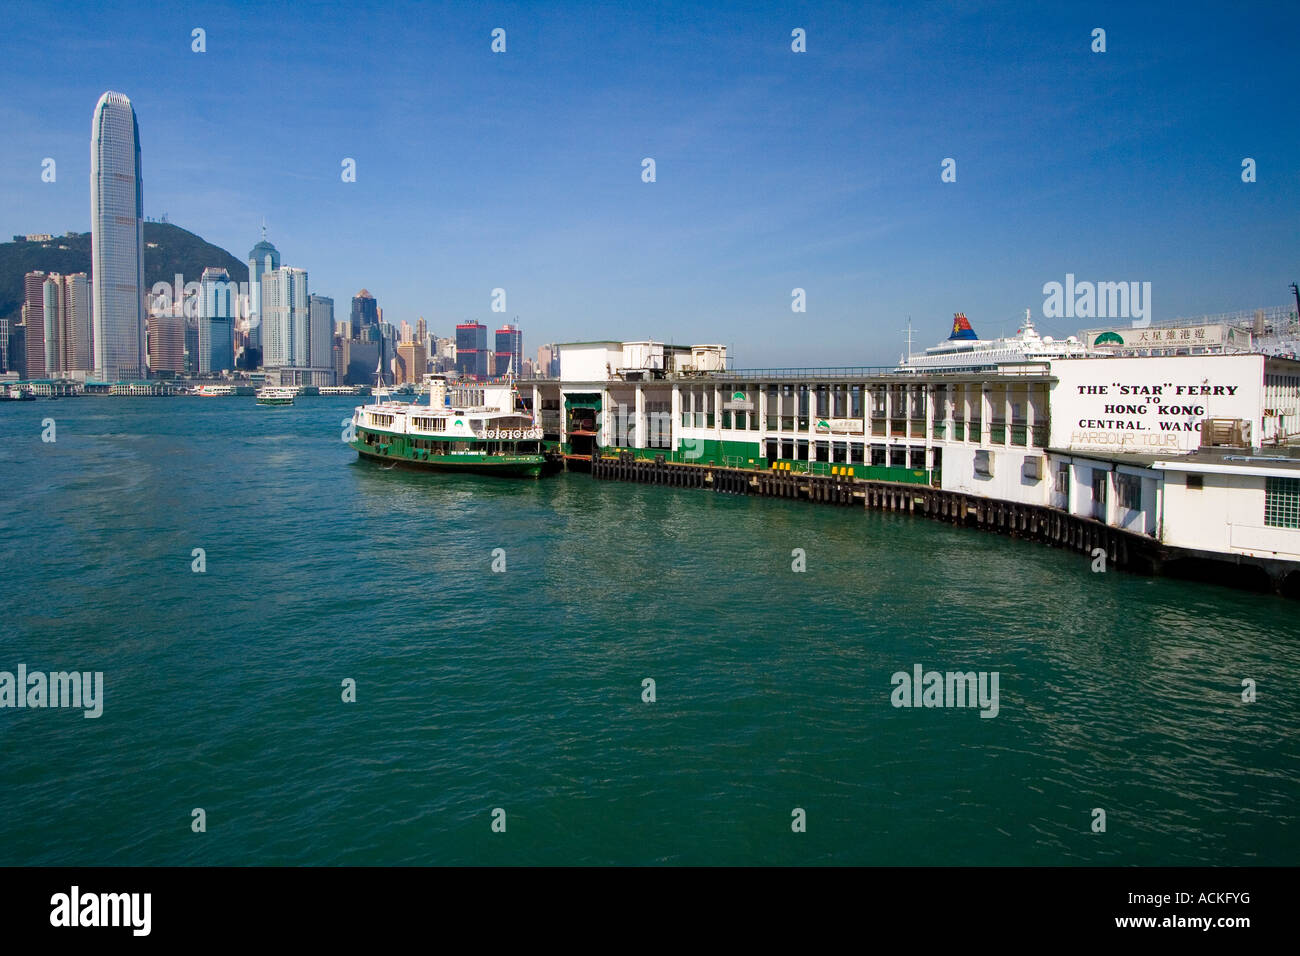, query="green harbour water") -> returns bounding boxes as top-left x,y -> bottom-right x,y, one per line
1,396 -> 1297,865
